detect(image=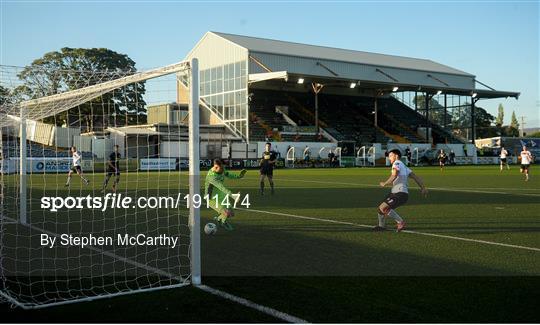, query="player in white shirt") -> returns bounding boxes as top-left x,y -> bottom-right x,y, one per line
499,147 -> 510,171
65,146 -> 89,187
437,149 -> 447,171
519,146 -> 533,181
373,149 -> 428,232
